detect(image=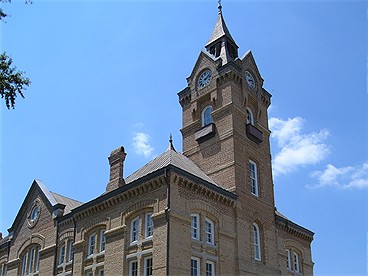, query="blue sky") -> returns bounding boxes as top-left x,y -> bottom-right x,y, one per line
1,1 -> 367,275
